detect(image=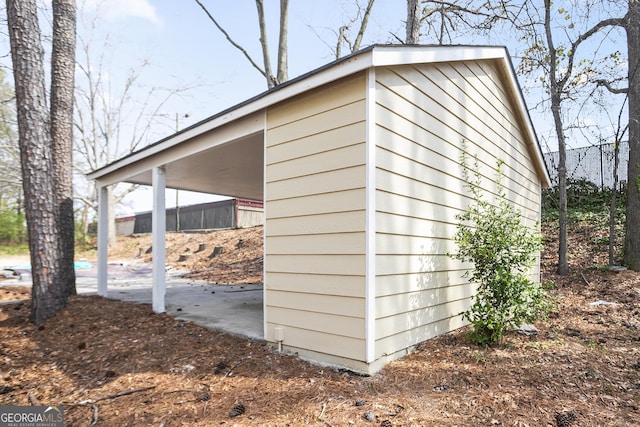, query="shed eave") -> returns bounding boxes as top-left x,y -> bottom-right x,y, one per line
87,44 -> 550,188
370,44 -> 508,67
86,50 -> 376,183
